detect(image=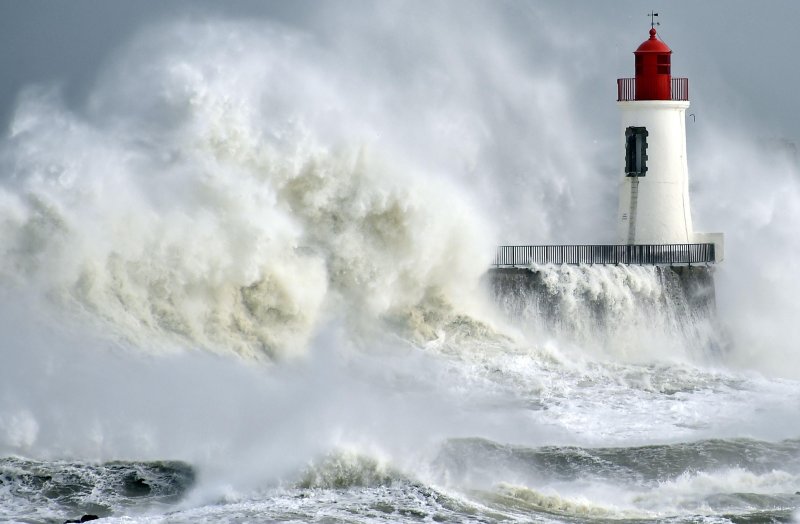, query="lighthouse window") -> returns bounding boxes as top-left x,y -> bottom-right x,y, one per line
625,126 -> 648,177
635,55 -> 643,75
657,54 -> 670,74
